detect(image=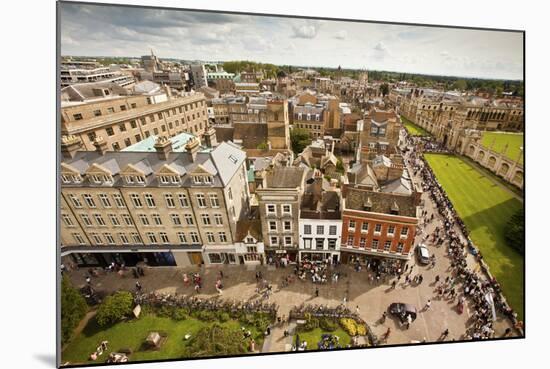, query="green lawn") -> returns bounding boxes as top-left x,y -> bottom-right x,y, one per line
294,327 -> 352,350
424,154 -> 524,319
400,116 -> 431,136
62,314 -> 262,365
480,131 -> 524,163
